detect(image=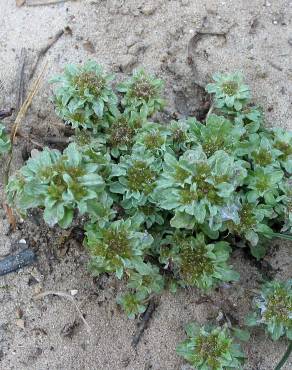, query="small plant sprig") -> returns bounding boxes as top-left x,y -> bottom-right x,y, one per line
206,72 -> 250,111
159,233 -> 239,291
246,280 -> 292,370
7,143 -> 105,228
51,60 -> 118,129
246,280 -> 292,341
177,322 -> 246,370
117,69 -> 165,118
0,123 -> 11,156
85,218 -> 153,279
